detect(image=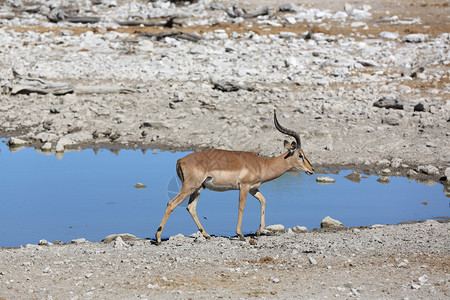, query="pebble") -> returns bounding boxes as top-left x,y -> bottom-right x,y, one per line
308,257 -> 317,265
266,224 -> 285,232
403,34 -> 427,43
316,176 -> 336,184
417,165 -> 439,175
321,216 -> 344,228
379,31 -> 399,39
71,238 -> 87,244
292,226 -> 308,233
